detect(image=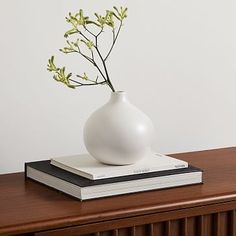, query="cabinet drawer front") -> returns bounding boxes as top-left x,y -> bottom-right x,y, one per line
35,201 -> 236,236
